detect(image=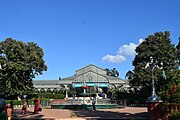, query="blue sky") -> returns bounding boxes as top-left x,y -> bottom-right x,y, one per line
0,0 -> 180,80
